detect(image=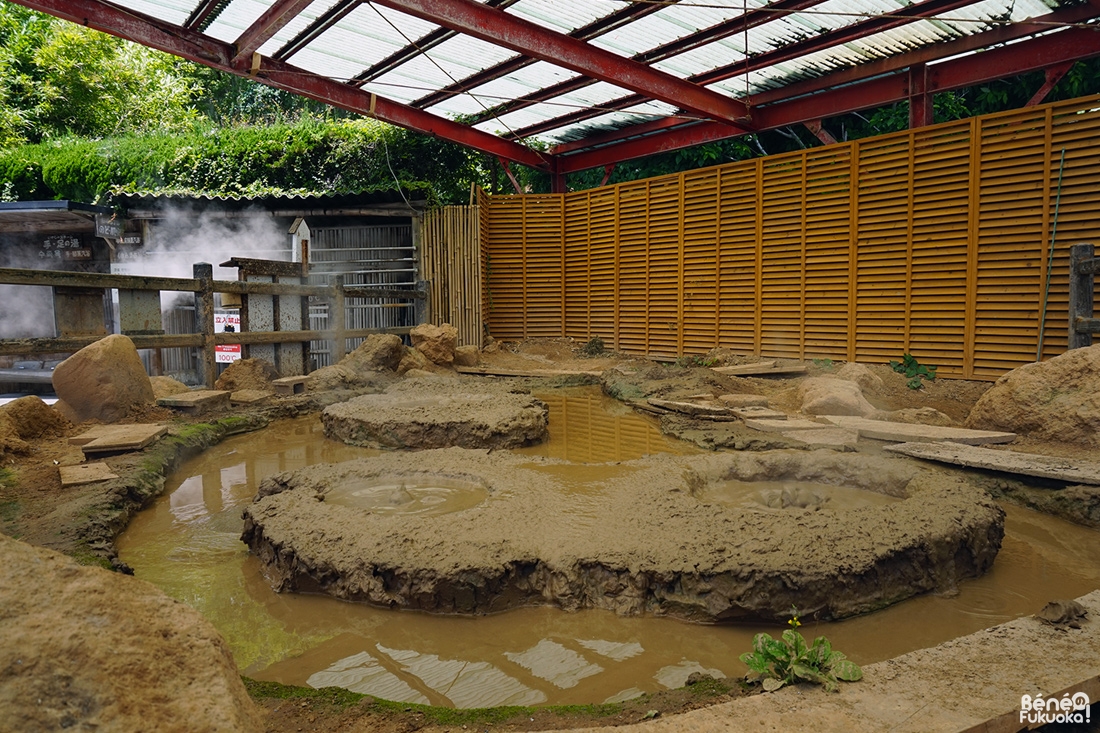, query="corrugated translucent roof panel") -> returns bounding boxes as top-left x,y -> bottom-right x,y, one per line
204,0 -> 271,43
506,0 -> 609,34
110,0 -> 192,26
256,0 -> 346,57
61,0 -> 1096,162
368,35 -> 520,99
425,61 -> 580,118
